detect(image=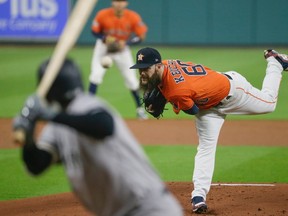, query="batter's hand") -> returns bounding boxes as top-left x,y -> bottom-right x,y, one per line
13,116 -> 34,145
12,94 -> 56,144
19,95 -> 56,122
